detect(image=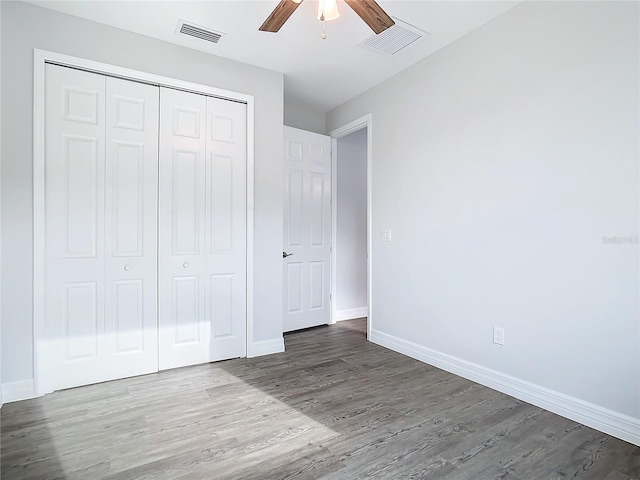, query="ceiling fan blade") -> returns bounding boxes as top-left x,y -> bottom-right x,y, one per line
259,0 -> 304,33
344,0 -> 395,34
